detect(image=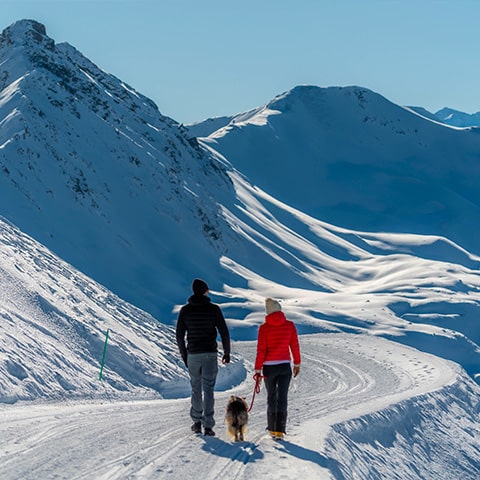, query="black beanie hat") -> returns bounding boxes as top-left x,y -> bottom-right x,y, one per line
192,278 -> 209,295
